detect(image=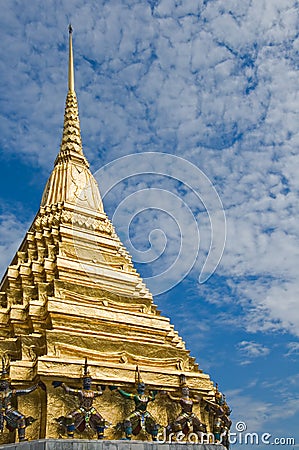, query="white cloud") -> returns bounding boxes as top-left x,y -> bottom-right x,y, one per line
236,340 -> 270,364
285,342 -> 299,357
